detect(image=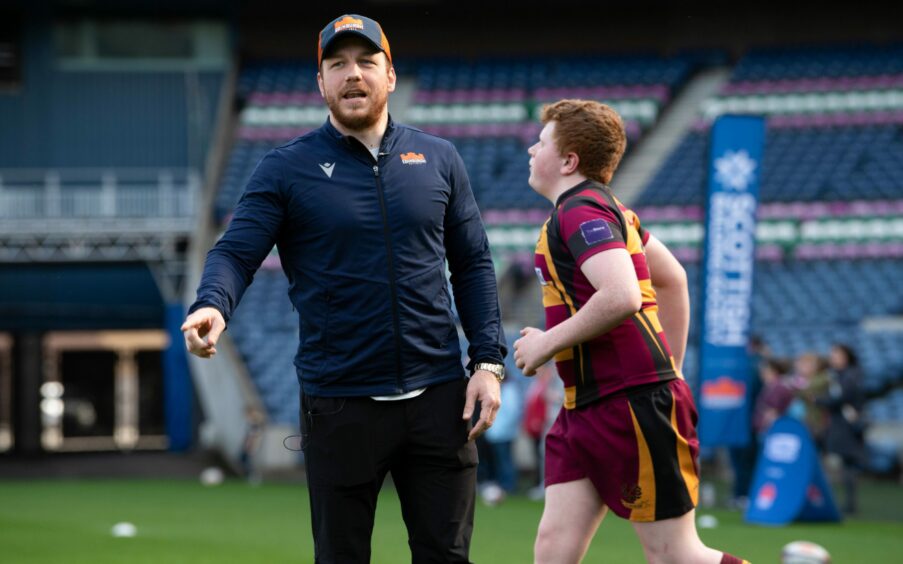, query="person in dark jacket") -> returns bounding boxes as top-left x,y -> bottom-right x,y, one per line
181,14 -> 506,563
818,343 -> 866,514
